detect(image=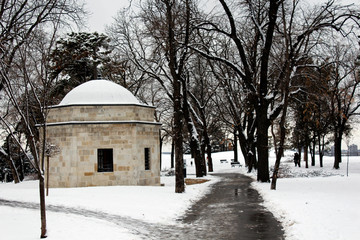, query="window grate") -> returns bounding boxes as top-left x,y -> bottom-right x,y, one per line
98,149 -> 113,172
145,148 -> 150,170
